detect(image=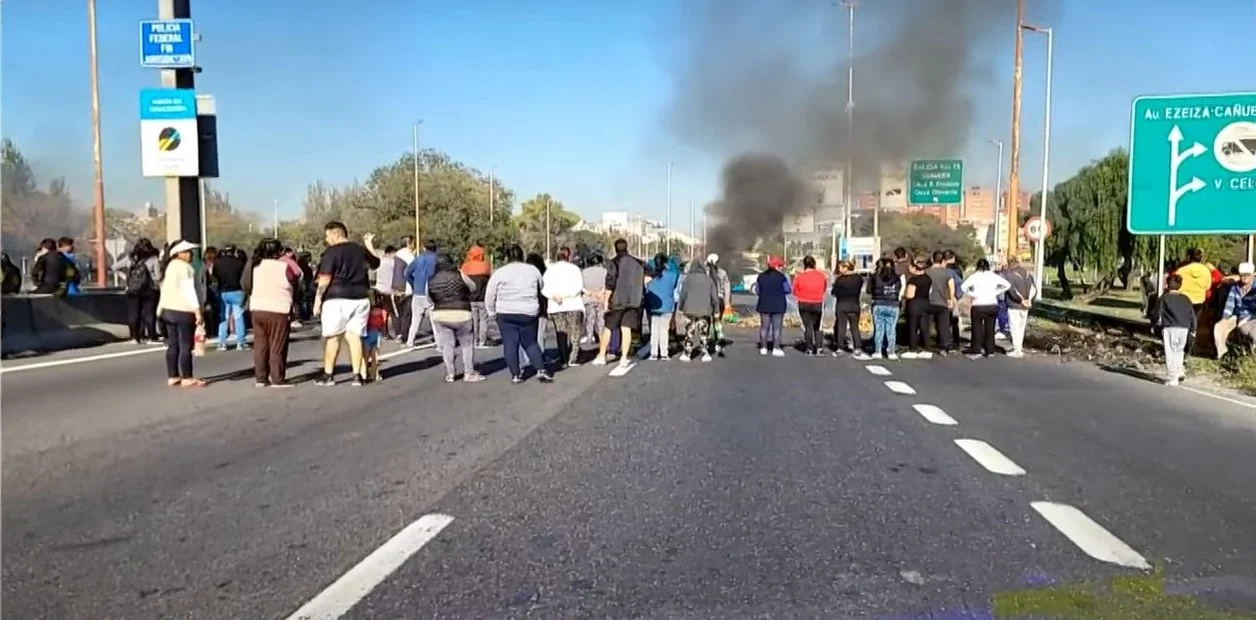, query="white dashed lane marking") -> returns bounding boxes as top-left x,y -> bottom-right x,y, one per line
865,365 -> 892,376
884,380 -> 916,395
1031,502 -> 1151,570
912,404 -> 958,425
608,362 -> 635,377
953,439 -> 1026,476
284,513 -> 454,620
